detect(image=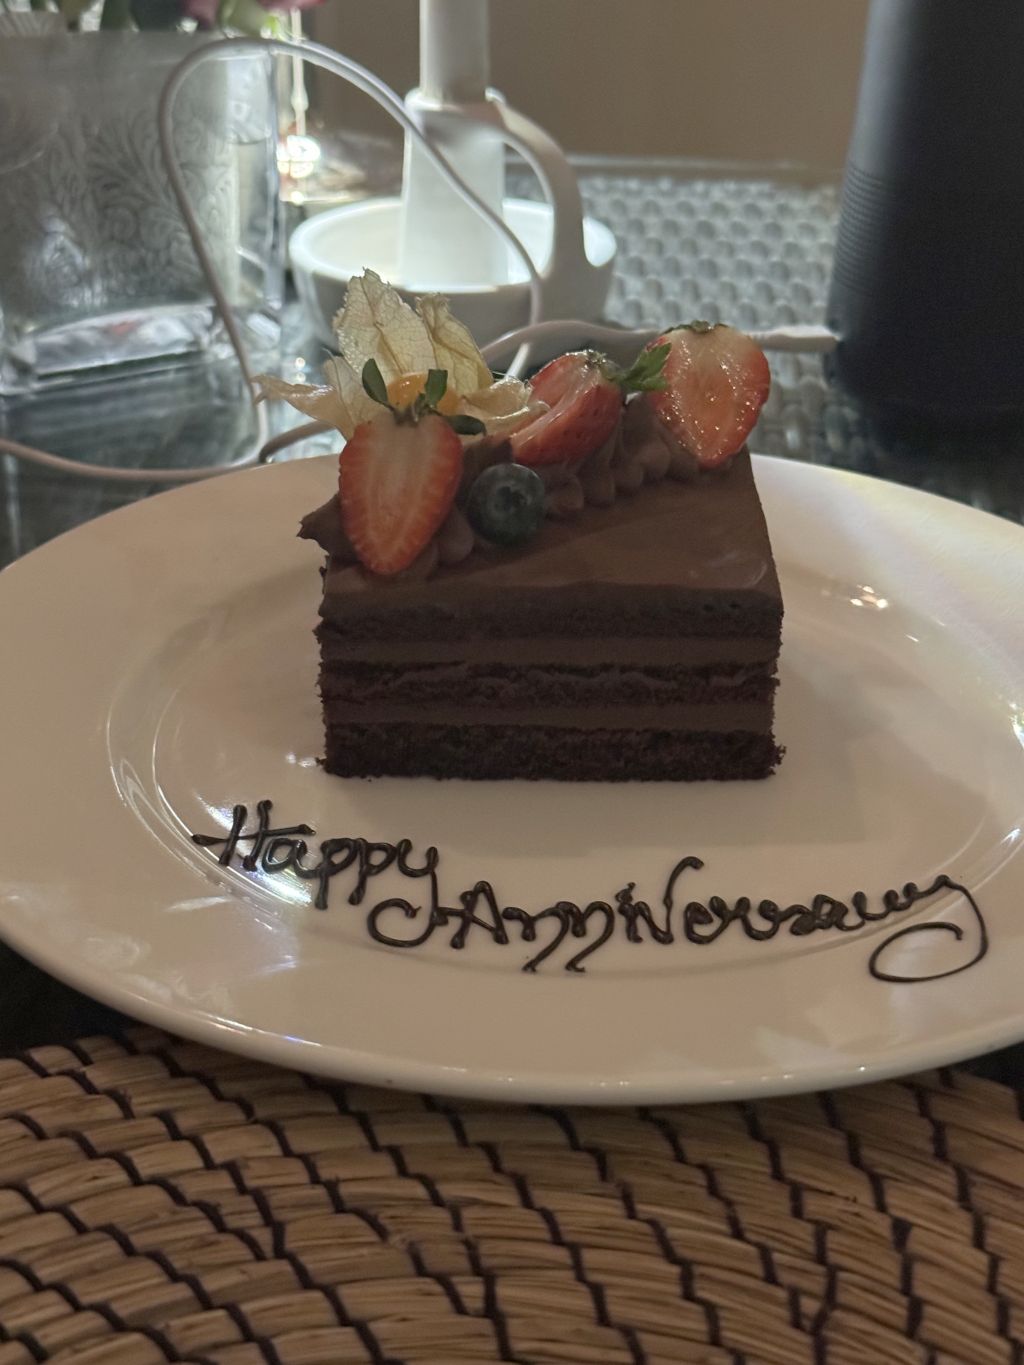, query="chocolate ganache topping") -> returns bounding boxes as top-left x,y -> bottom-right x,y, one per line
192,801 -> 989,983
299,399 -> 701,584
